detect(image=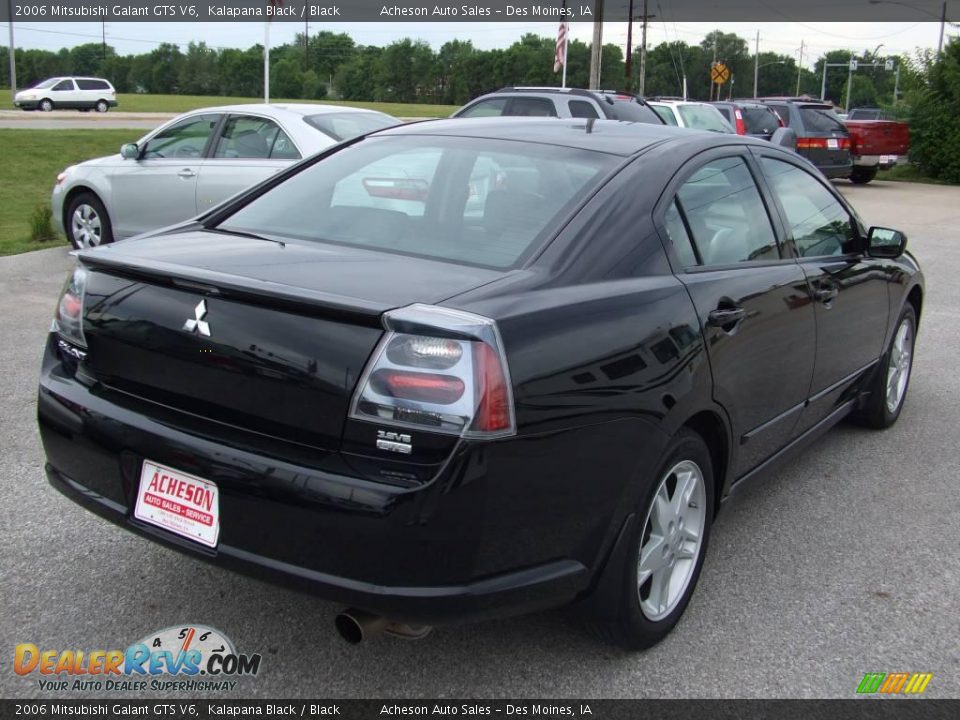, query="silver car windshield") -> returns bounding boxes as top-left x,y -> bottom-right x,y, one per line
218,135 -> 615,269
